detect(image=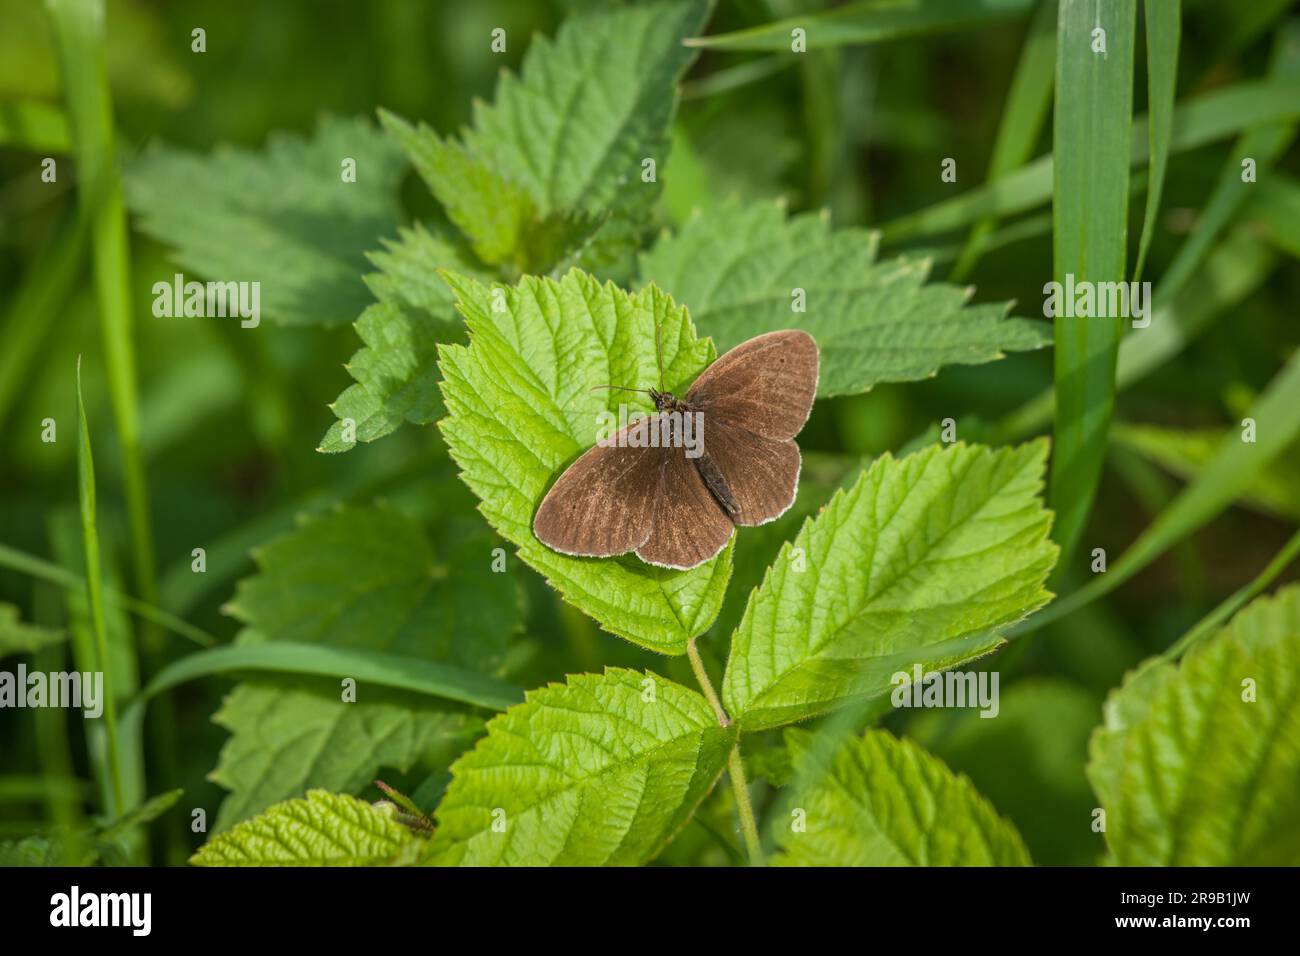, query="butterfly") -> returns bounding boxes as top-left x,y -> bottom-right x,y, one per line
533,328 -> 819,570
